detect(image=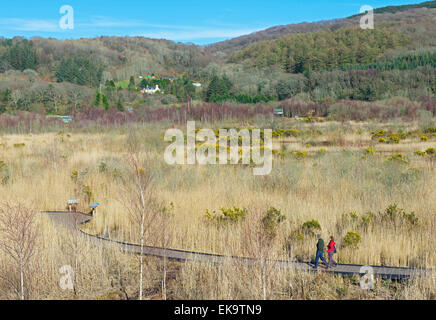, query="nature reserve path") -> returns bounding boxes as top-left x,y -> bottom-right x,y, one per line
42,211 -> 431,280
